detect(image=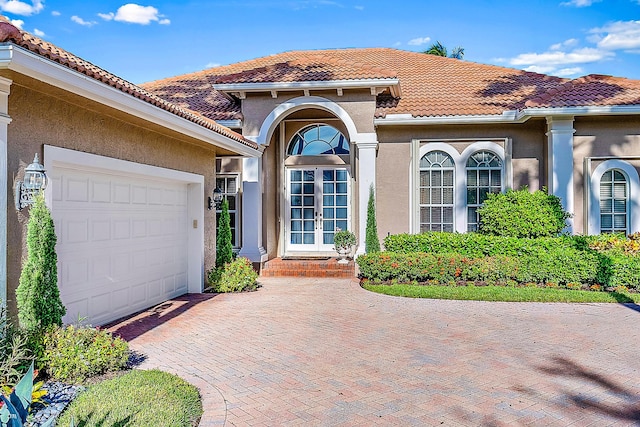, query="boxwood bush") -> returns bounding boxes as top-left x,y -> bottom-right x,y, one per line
372,232 -> 640,289
356,251 -> 599,286
477,187 -> 570,238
